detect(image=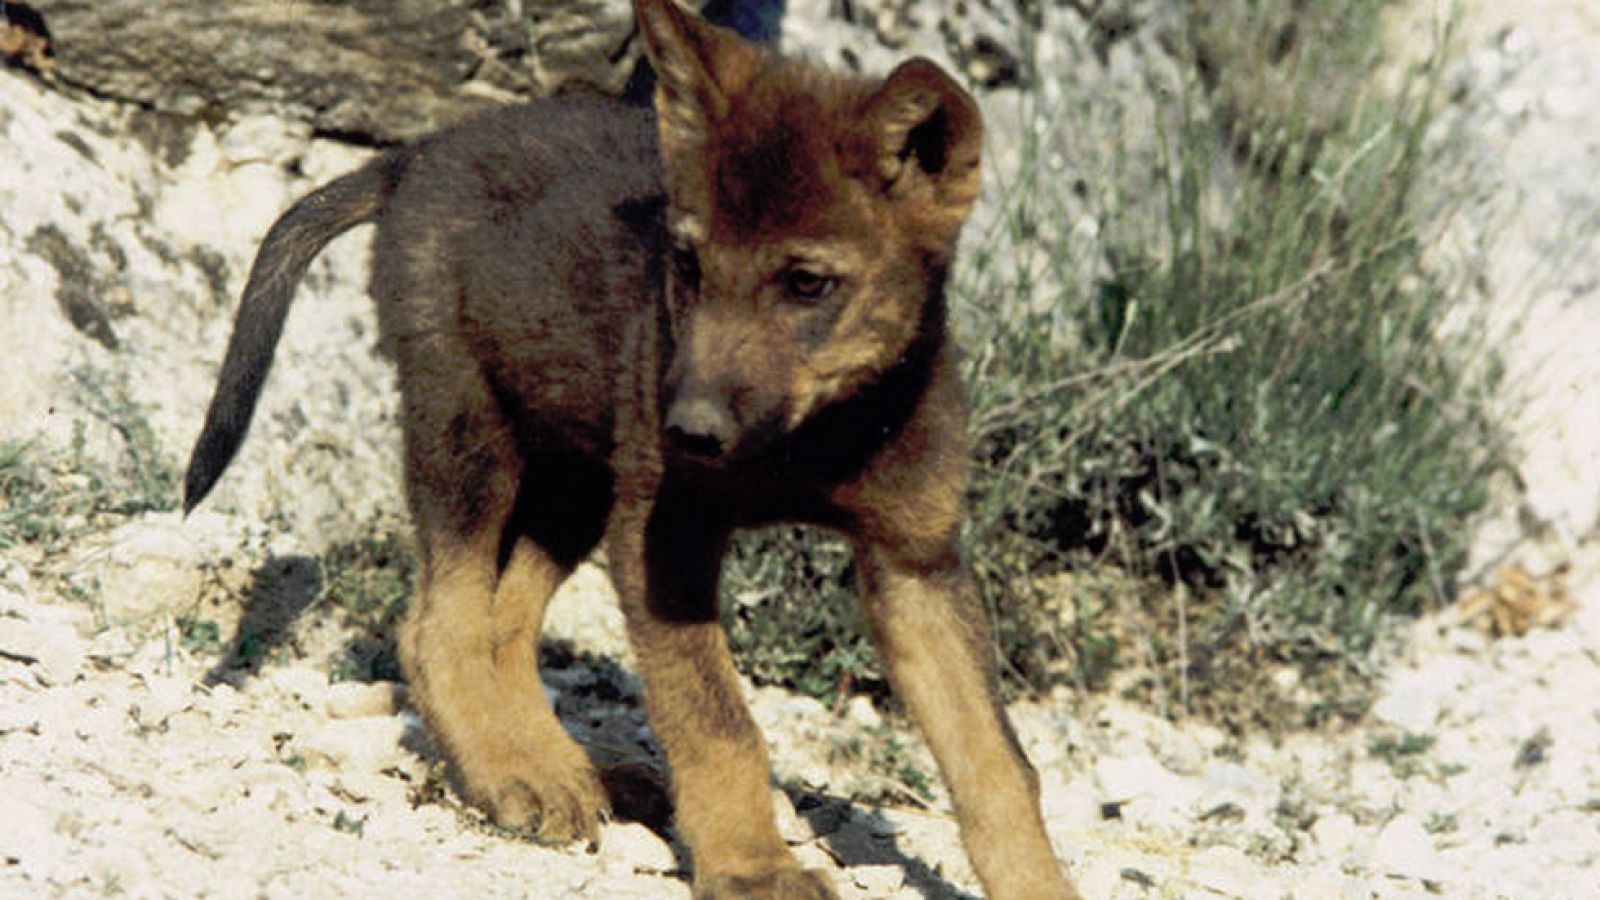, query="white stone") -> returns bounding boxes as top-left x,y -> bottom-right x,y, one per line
292,716 -> 410,773
1291,872 -> 1366,899
1040,772 -> 1099,833
1372,814 -> 1447,884
1372,663 -> 1464,732
330,771 -> 408,808
1095,755 -> 1200,828
772,789 -> 813,844
1311,813 -> 1359,861
844,695 -> 882,730
849,864 -> 905,896
218,115 -> 310,167
600,822 -> 677,875
791,843 -> 836,872
0,618 -> 82,686
134,674 -> 195,727
269,666 -> 329,708
1185,846 -> 1276,898
1199,762 -> 1280,820
324,680 -> 406,719
84,518 -> 209,627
